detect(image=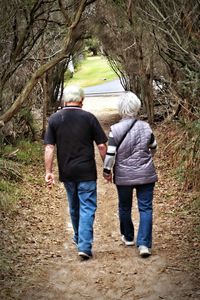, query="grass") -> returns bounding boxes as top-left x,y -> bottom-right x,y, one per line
0,180 -> 20,209
1,140 -> 42,164
0,140 -> 43,209
66,56 -> 117,88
